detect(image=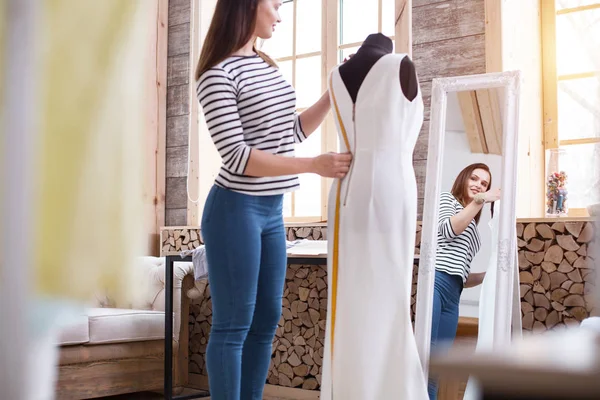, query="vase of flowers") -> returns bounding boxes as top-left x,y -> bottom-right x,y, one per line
545,148 -> 568,217
546,171 -> 568,216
